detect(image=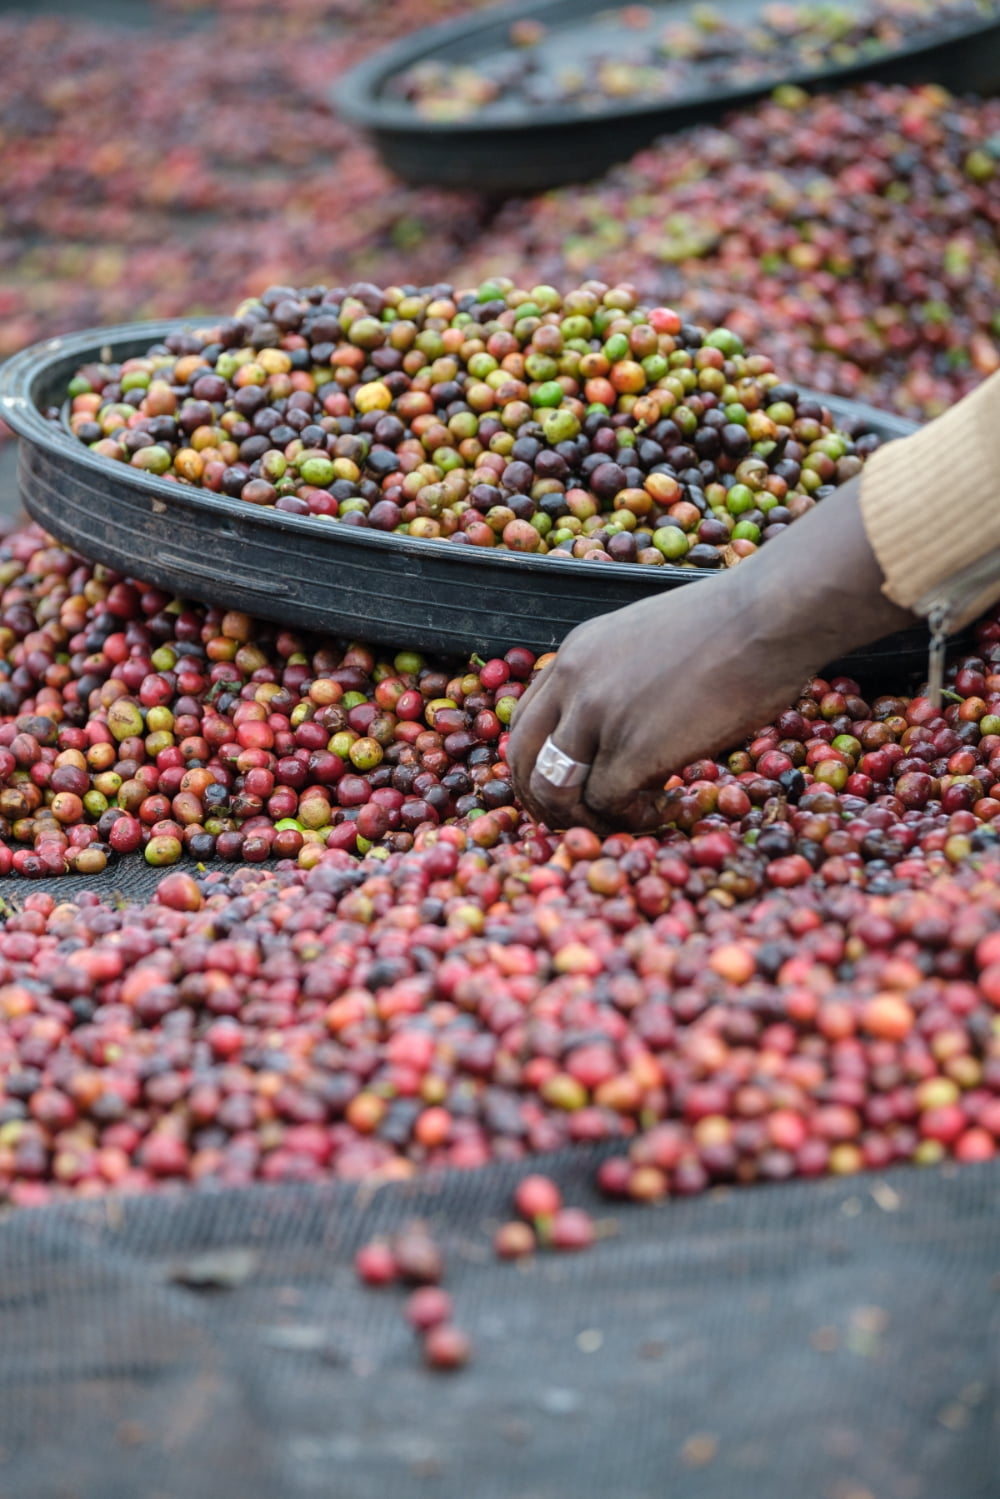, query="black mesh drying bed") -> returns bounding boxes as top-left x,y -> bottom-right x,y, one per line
0,1153 -> 996,1499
